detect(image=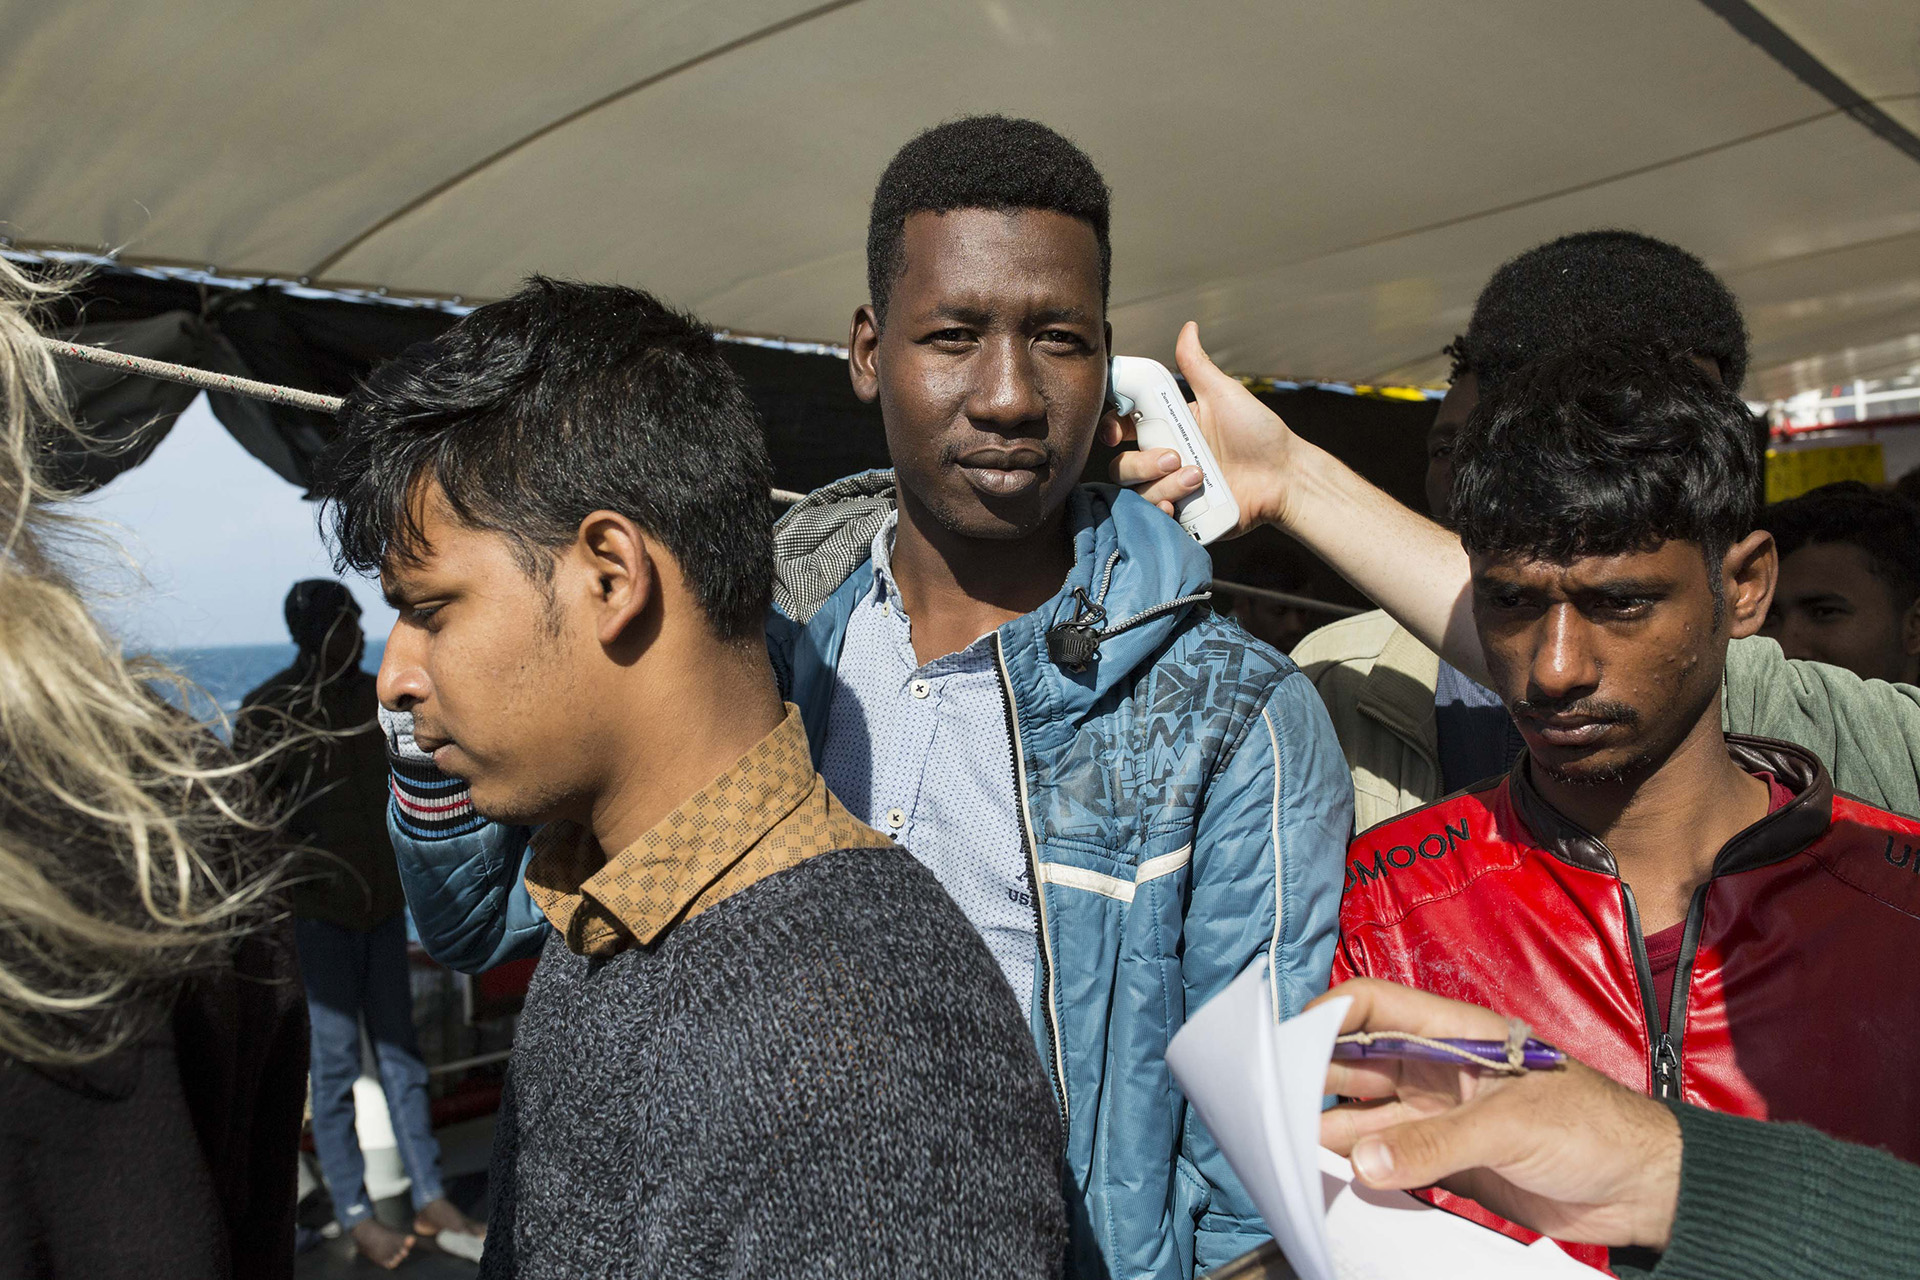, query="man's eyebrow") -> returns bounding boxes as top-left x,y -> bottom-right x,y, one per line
1574,577 -> 1672,598
1030,305 -> 1097,327
924,303 -> 995,327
